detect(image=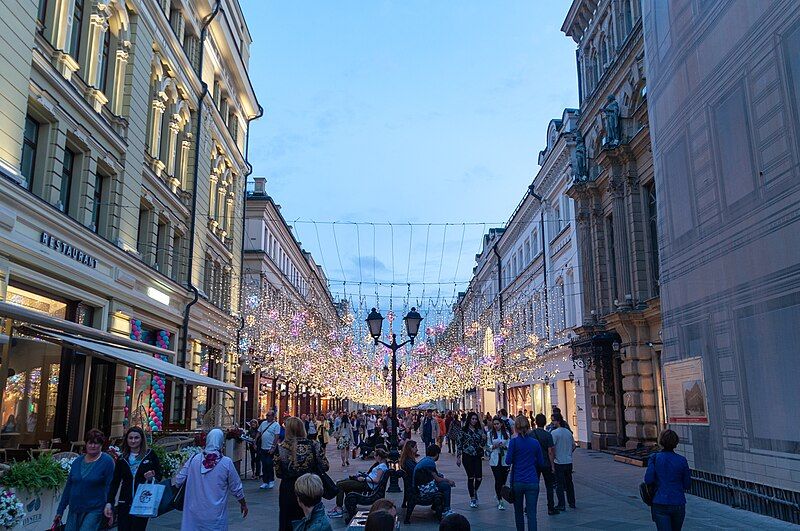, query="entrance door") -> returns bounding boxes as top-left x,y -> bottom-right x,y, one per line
84,358 -> 115,436
558,380 -> 579,442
